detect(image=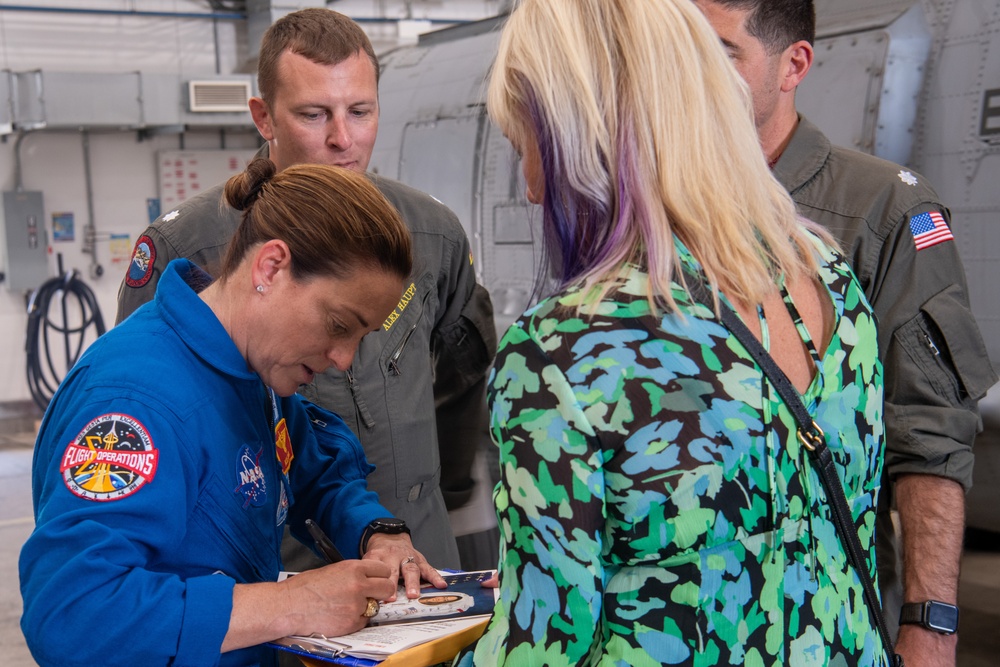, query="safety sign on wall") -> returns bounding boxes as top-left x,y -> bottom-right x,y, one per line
157,150 -> 258,210
52,212 -> 74,242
